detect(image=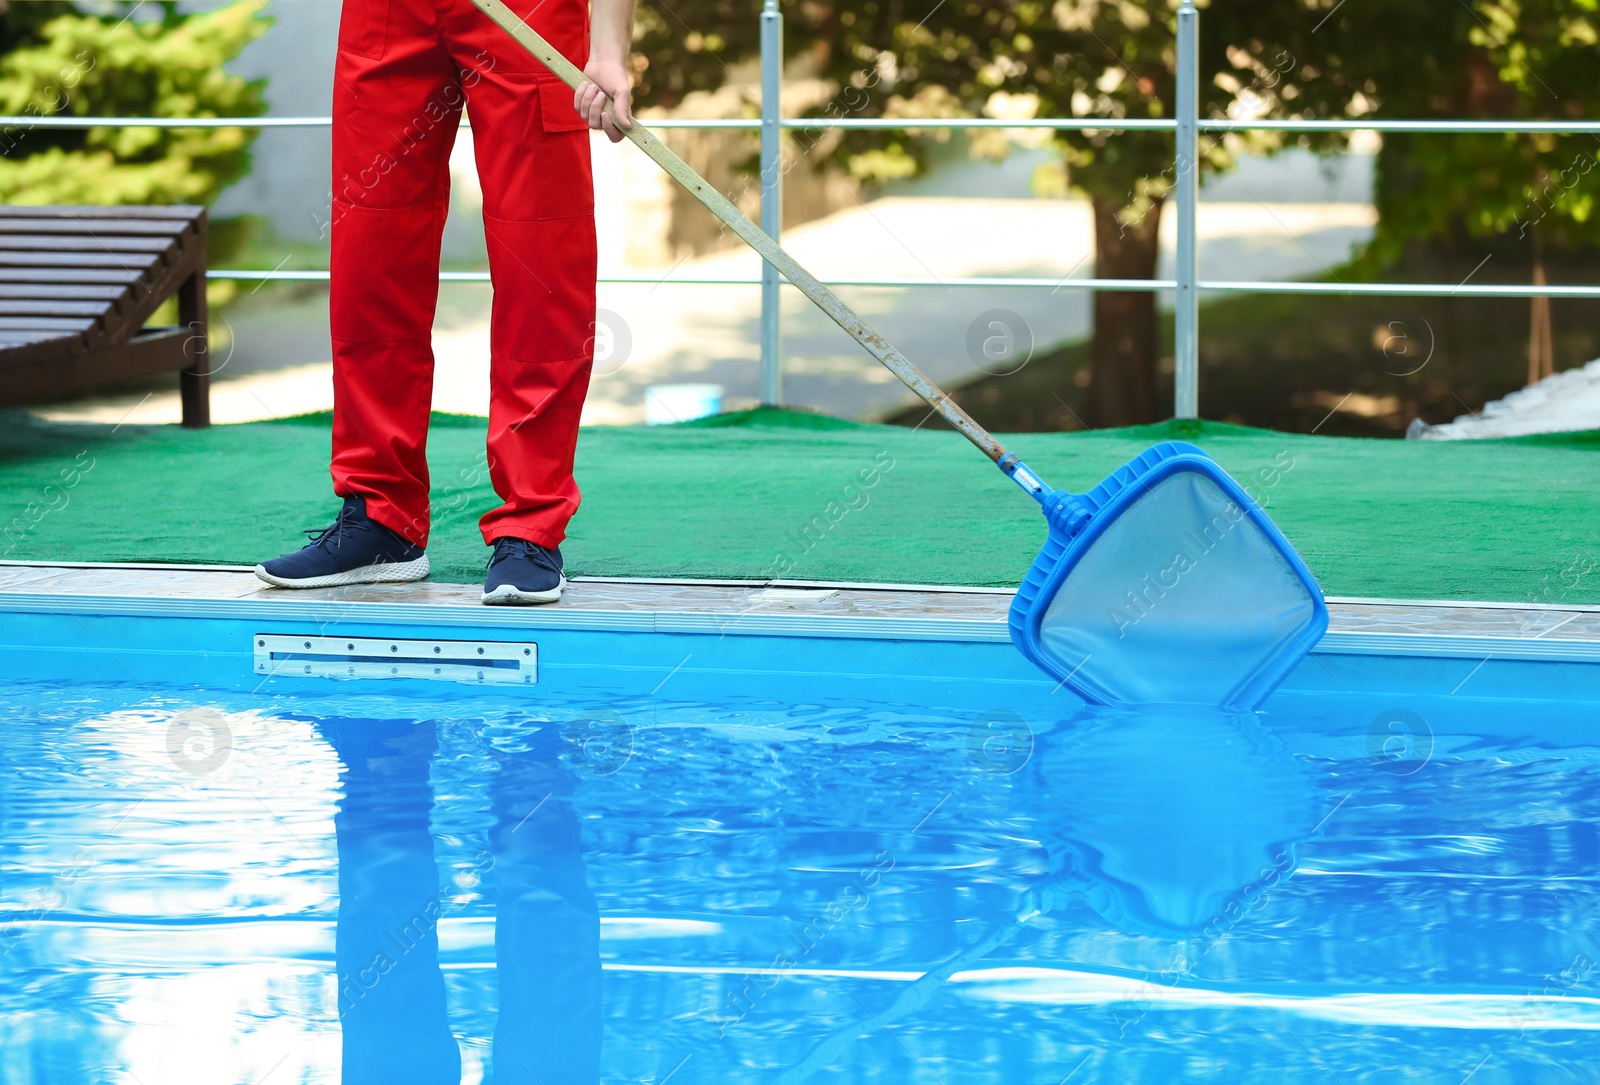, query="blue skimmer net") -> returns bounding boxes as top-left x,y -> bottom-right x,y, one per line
1003,442 -> 1328,708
